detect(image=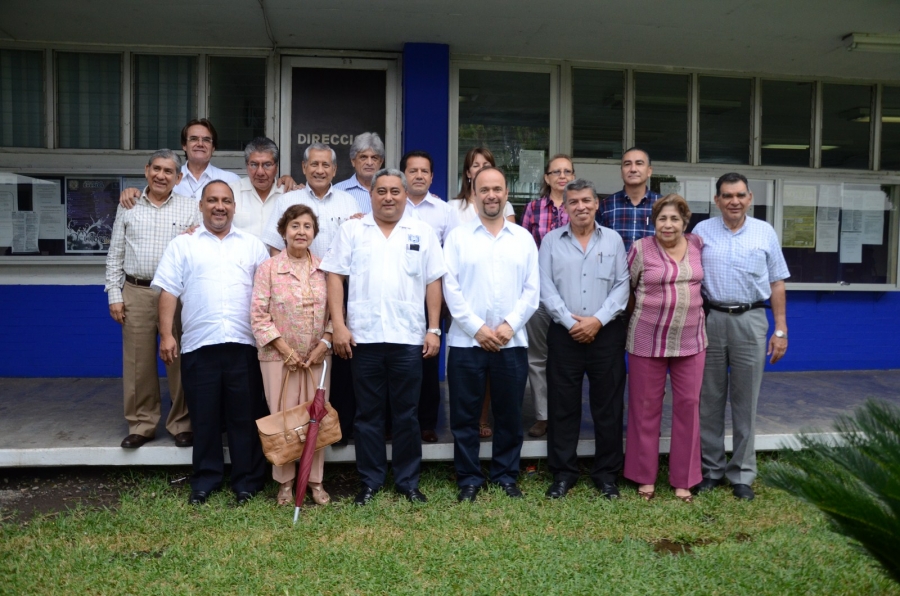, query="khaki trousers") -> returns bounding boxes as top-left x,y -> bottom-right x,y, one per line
260,358 -> 331,484
121,282 -> 190,437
